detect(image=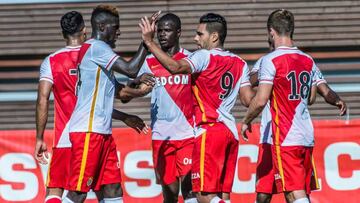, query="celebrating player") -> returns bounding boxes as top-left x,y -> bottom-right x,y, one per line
35,11 -> 87,203
63,5 -> 159,203
241,9 -> 321,203
137,13 -> 196,203
140,12 -> 254,203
